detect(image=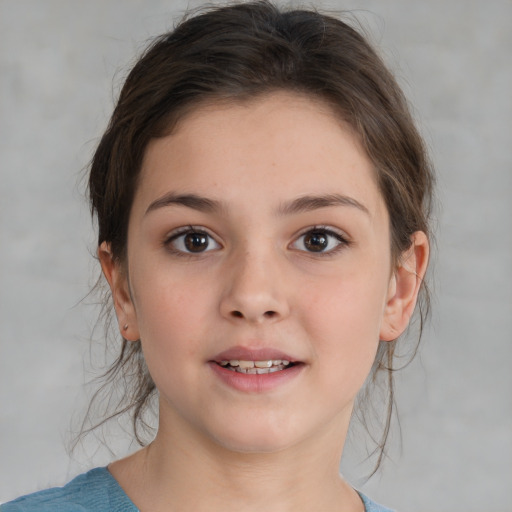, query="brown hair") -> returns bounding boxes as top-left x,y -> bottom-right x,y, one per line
86,0 -> 434,472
